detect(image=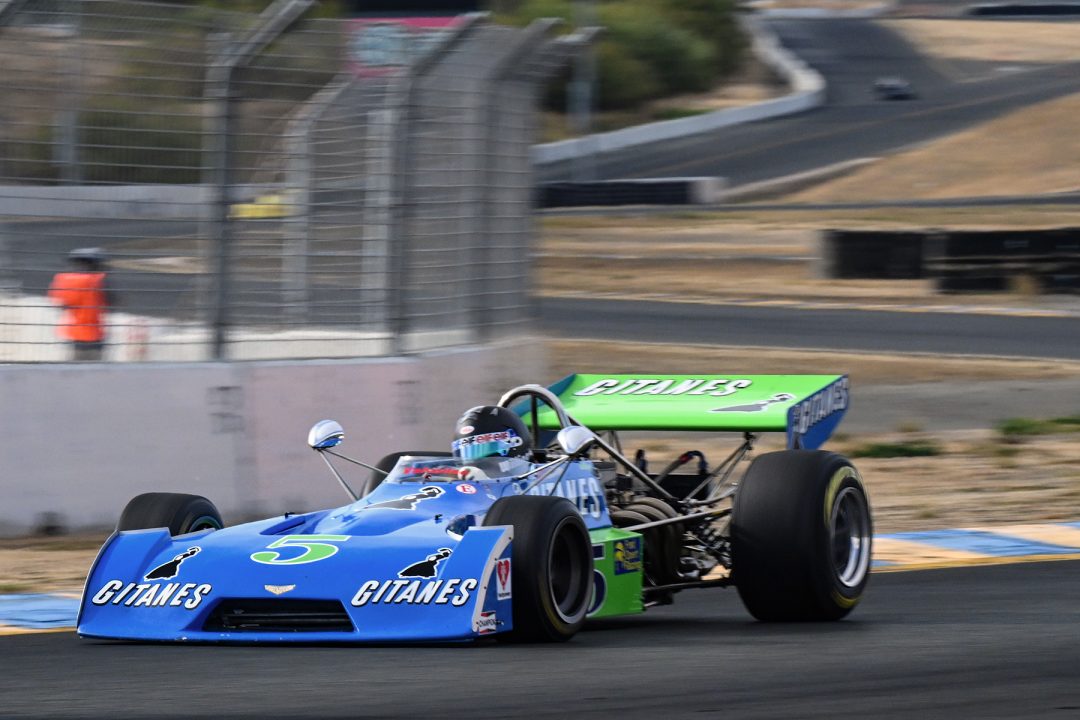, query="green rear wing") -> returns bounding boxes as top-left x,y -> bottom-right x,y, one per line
538,374 -> 850,450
